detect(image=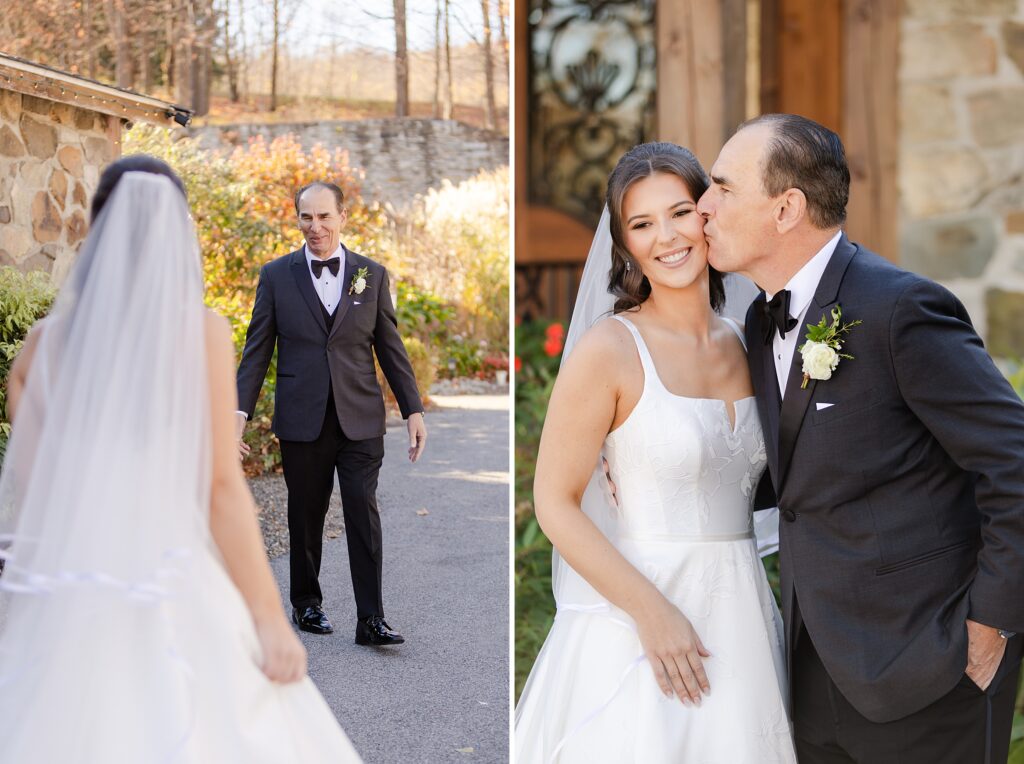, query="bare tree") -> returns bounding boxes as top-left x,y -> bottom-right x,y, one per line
393,0 -> 409,117
443,0 -> 453,120
174,0 -> 195,106
105,0 -> 134,88
433,0 -> 442,118
222,0 -> 240,102
82,0 -> 98,78
496,0 -> 508,78
270,0 -> 280,111
479,0 -> 496,129
237,0 -> 249,99
163,0 -> 176,90
191,0 -> 215,116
